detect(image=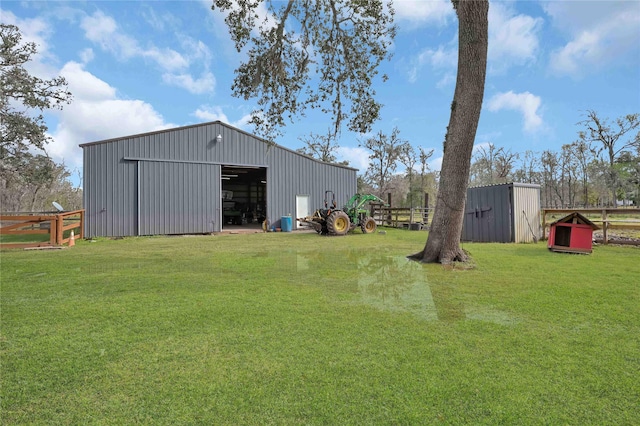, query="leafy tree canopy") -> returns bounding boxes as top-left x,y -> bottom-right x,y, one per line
212,0 -> 396,140
1,24 -> 72,162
